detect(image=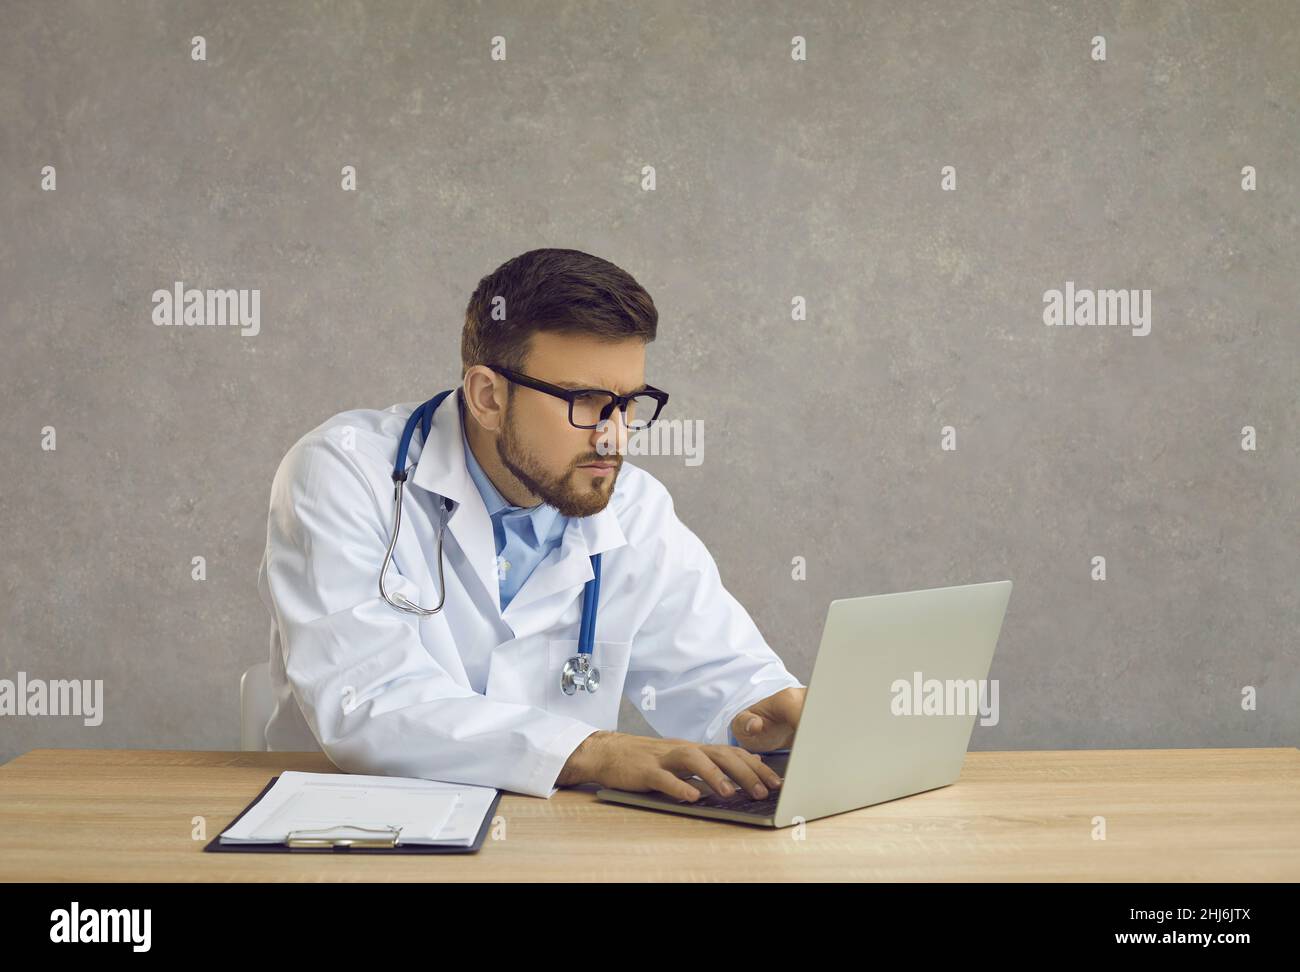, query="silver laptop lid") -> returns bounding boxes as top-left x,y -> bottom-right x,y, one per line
774,580 -> 1012,827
